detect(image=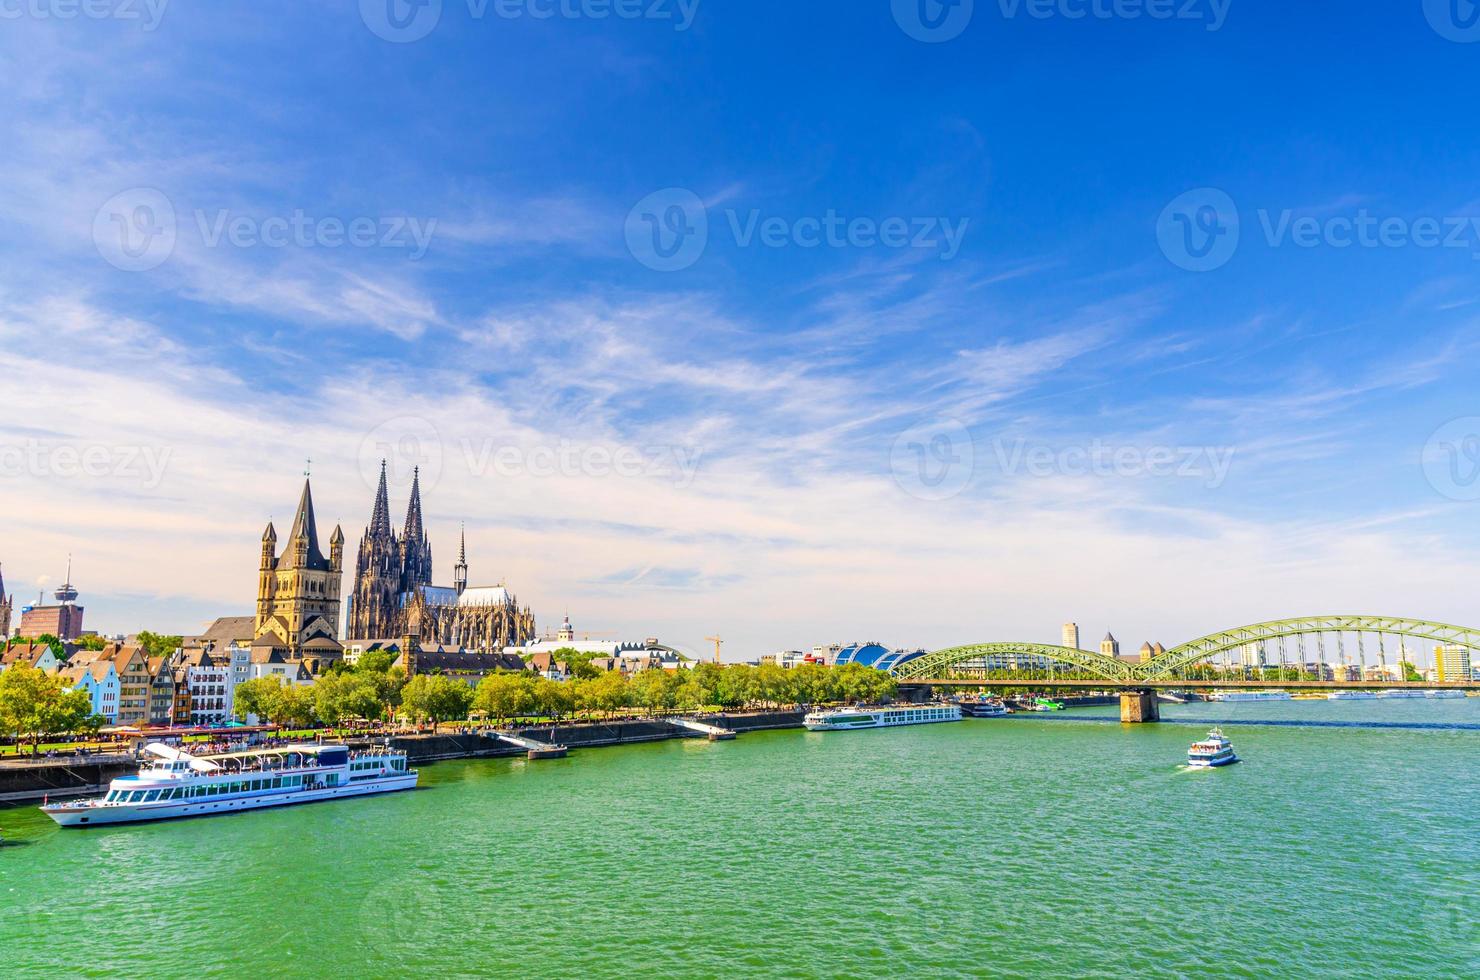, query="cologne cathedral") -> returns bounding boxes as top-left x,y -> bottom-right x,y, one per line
346,463 -> 536,652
